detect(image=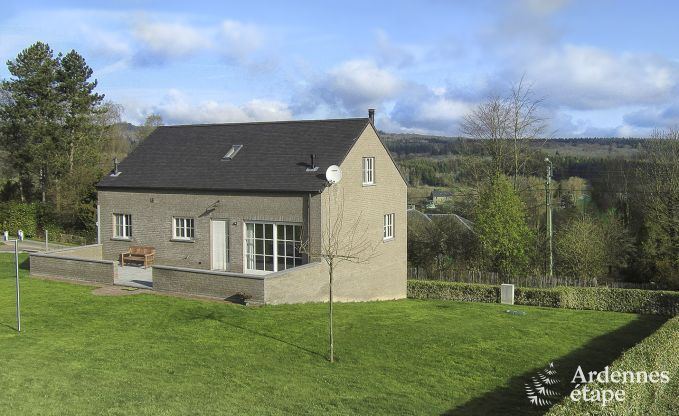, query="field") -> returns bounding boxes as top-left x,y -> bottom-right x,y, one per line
0,254 -> 665,415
